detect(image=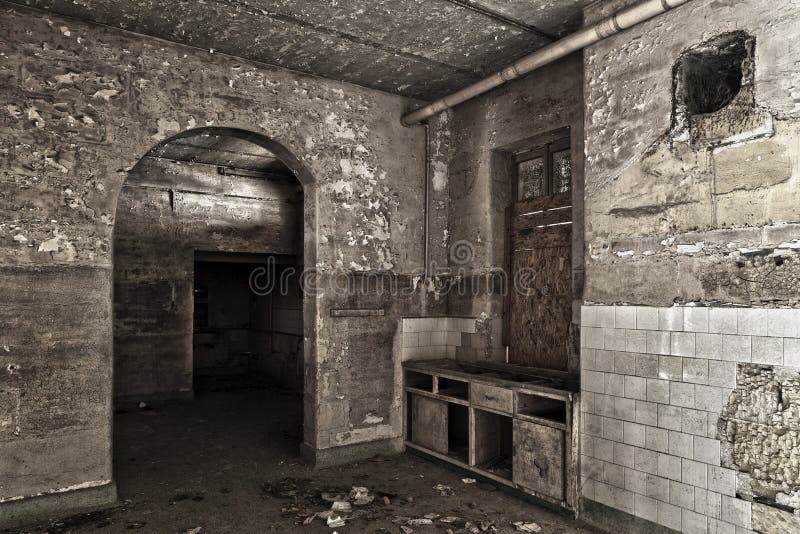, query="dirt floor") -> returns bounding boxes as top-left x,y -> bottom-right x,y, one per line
7,388 -> 601,534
